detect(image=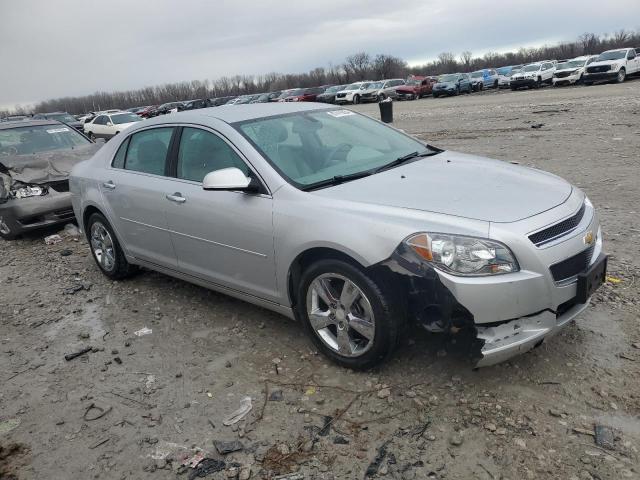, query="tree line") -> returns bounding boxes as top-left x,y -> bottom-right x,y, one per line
3,29 -> 638,116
